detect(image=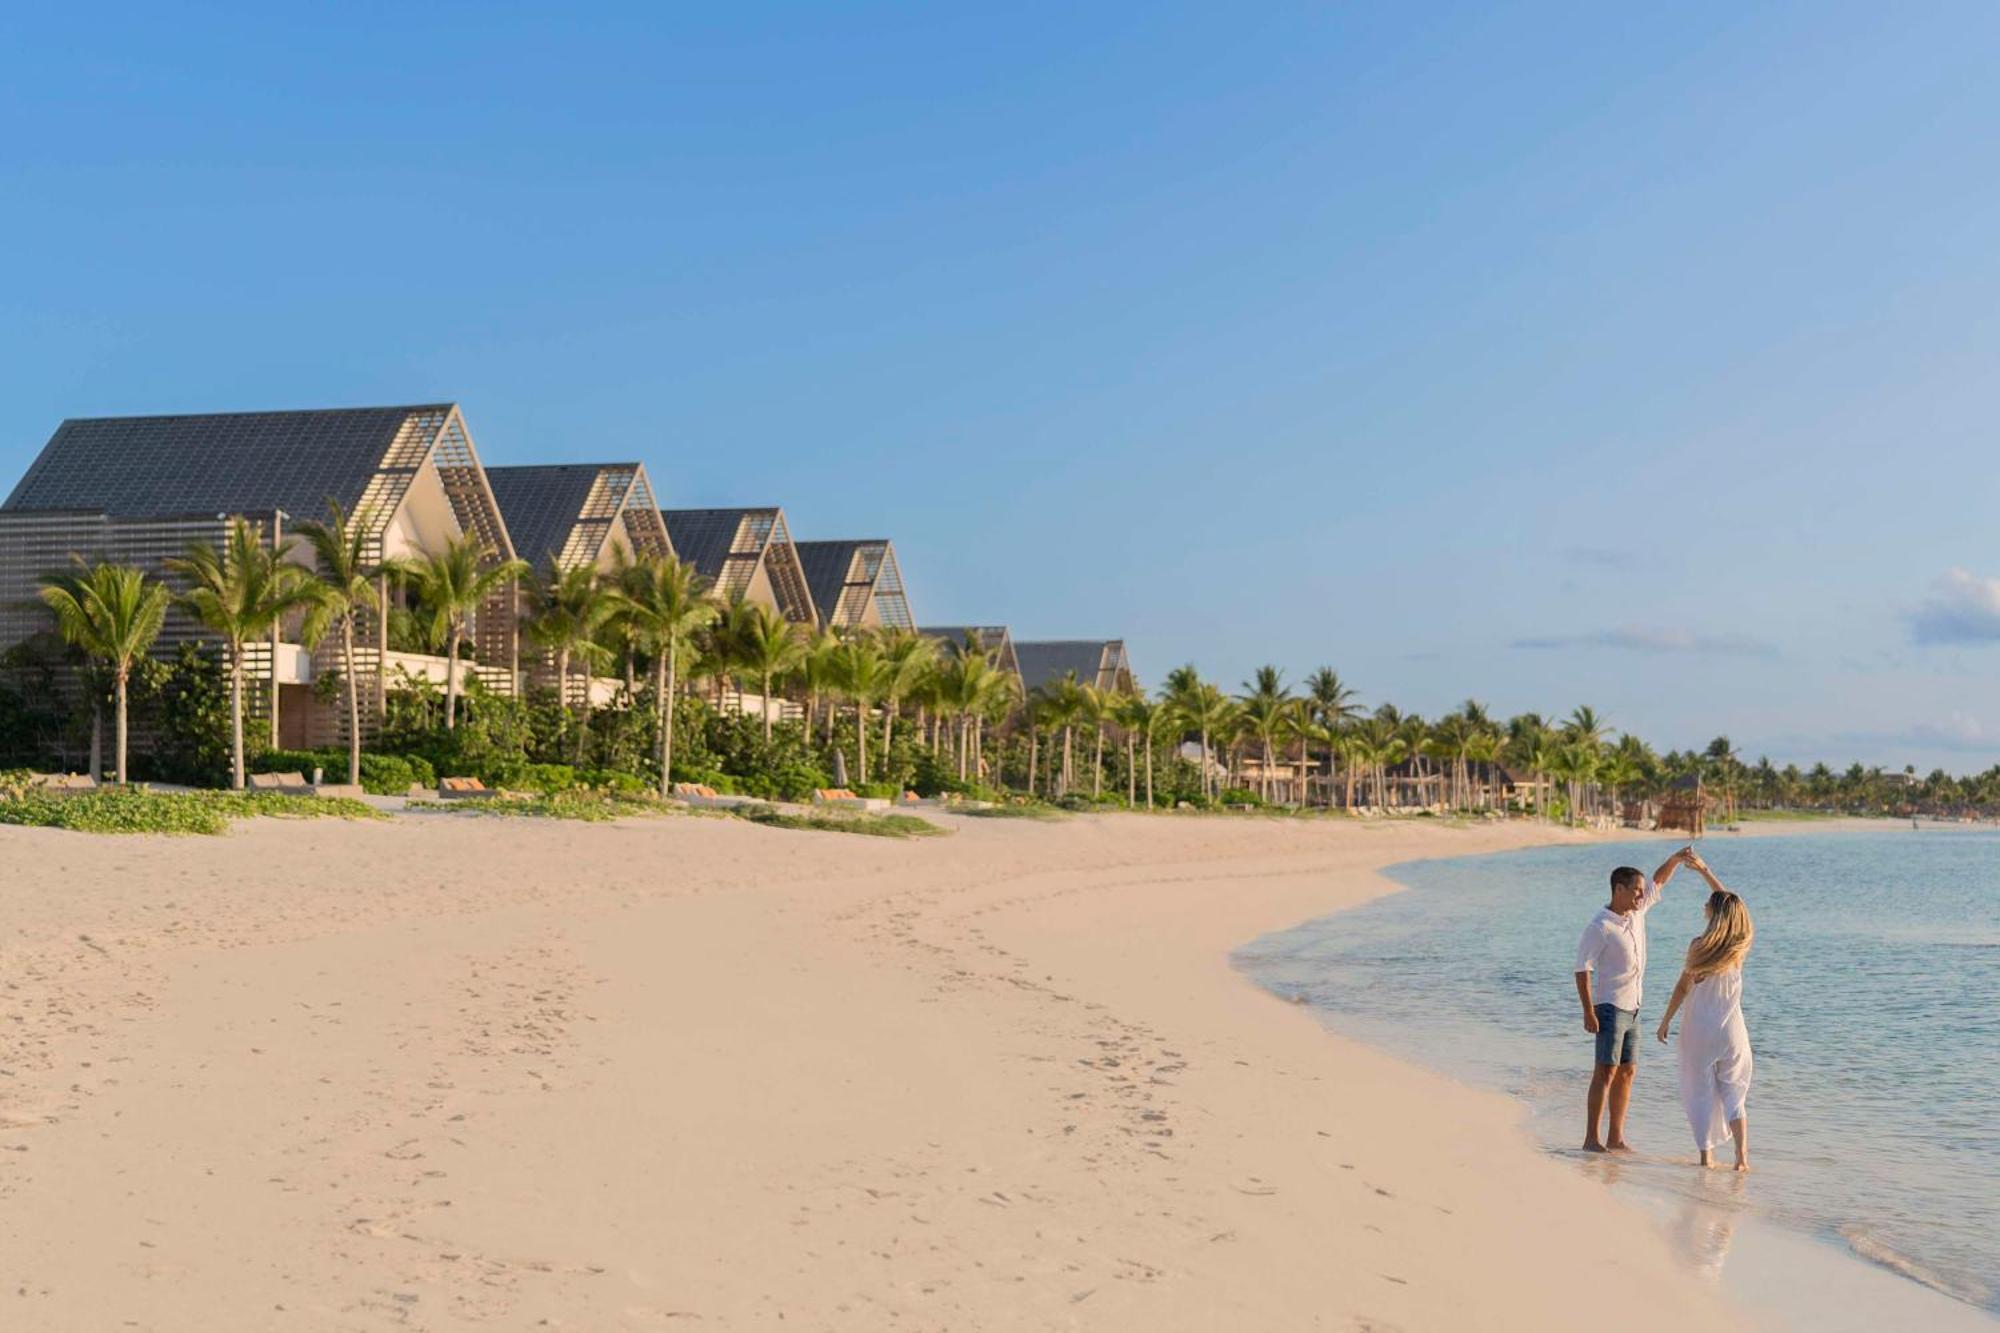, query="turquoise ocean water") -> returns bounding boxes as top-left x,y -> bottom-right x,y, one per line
1234,828 -> 1999,1317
